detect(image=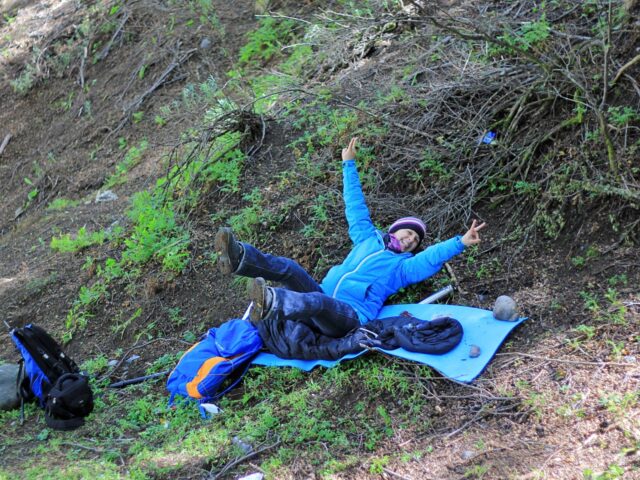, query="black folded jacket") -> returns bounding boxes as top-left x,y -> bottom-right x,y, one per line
256,314 -> 463,361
